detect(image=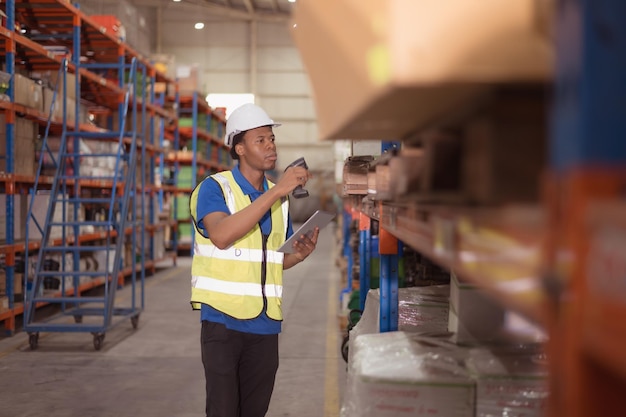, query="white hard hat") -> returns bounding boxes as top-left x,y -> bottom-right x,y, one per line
225,103 -> 281,147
